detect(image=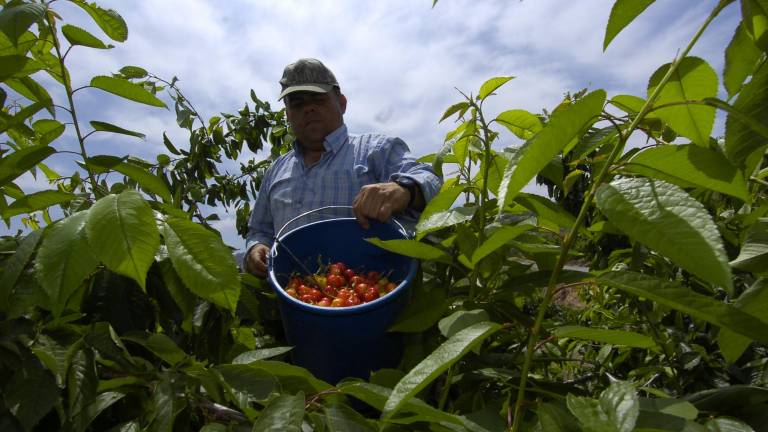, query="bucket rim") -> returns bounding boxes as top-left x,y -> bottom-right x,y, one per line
267,218 -> 418,316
